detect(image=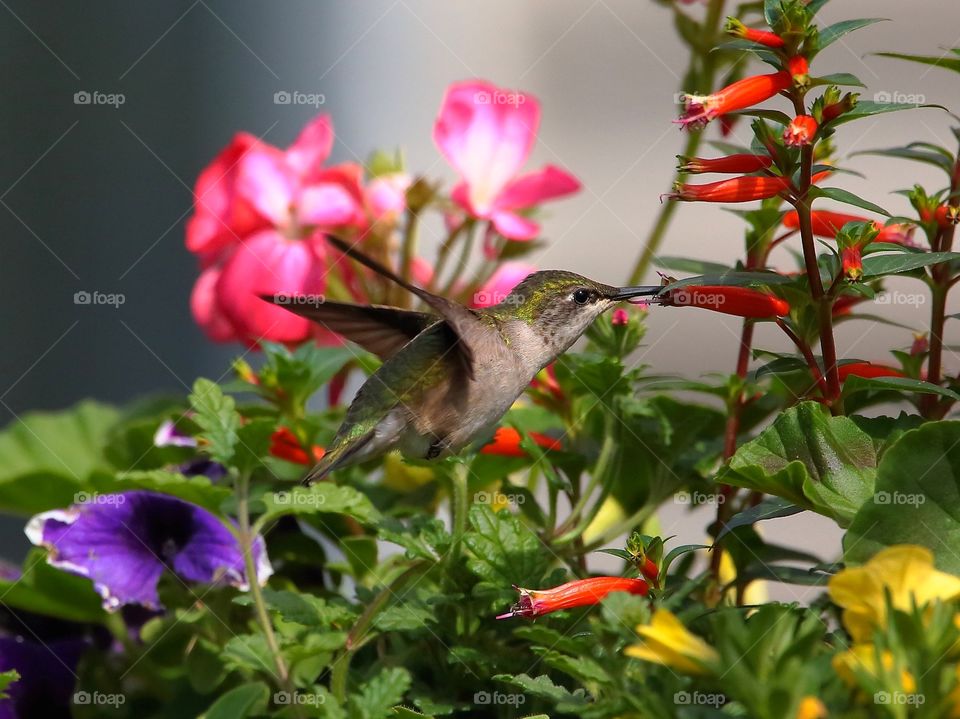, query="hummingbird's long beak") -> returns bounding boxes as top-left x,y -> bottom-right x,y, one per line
610,285 -> 662,301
